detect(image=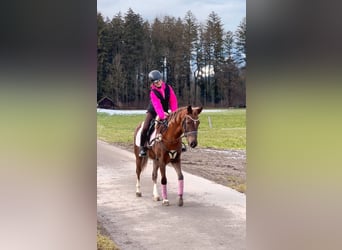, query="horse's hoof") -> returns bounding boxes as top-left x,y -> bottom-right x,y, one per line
162,199 -> 169,206
136,192 -> 142,197
178,198 -> 183,206
153,196 -> 161,201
